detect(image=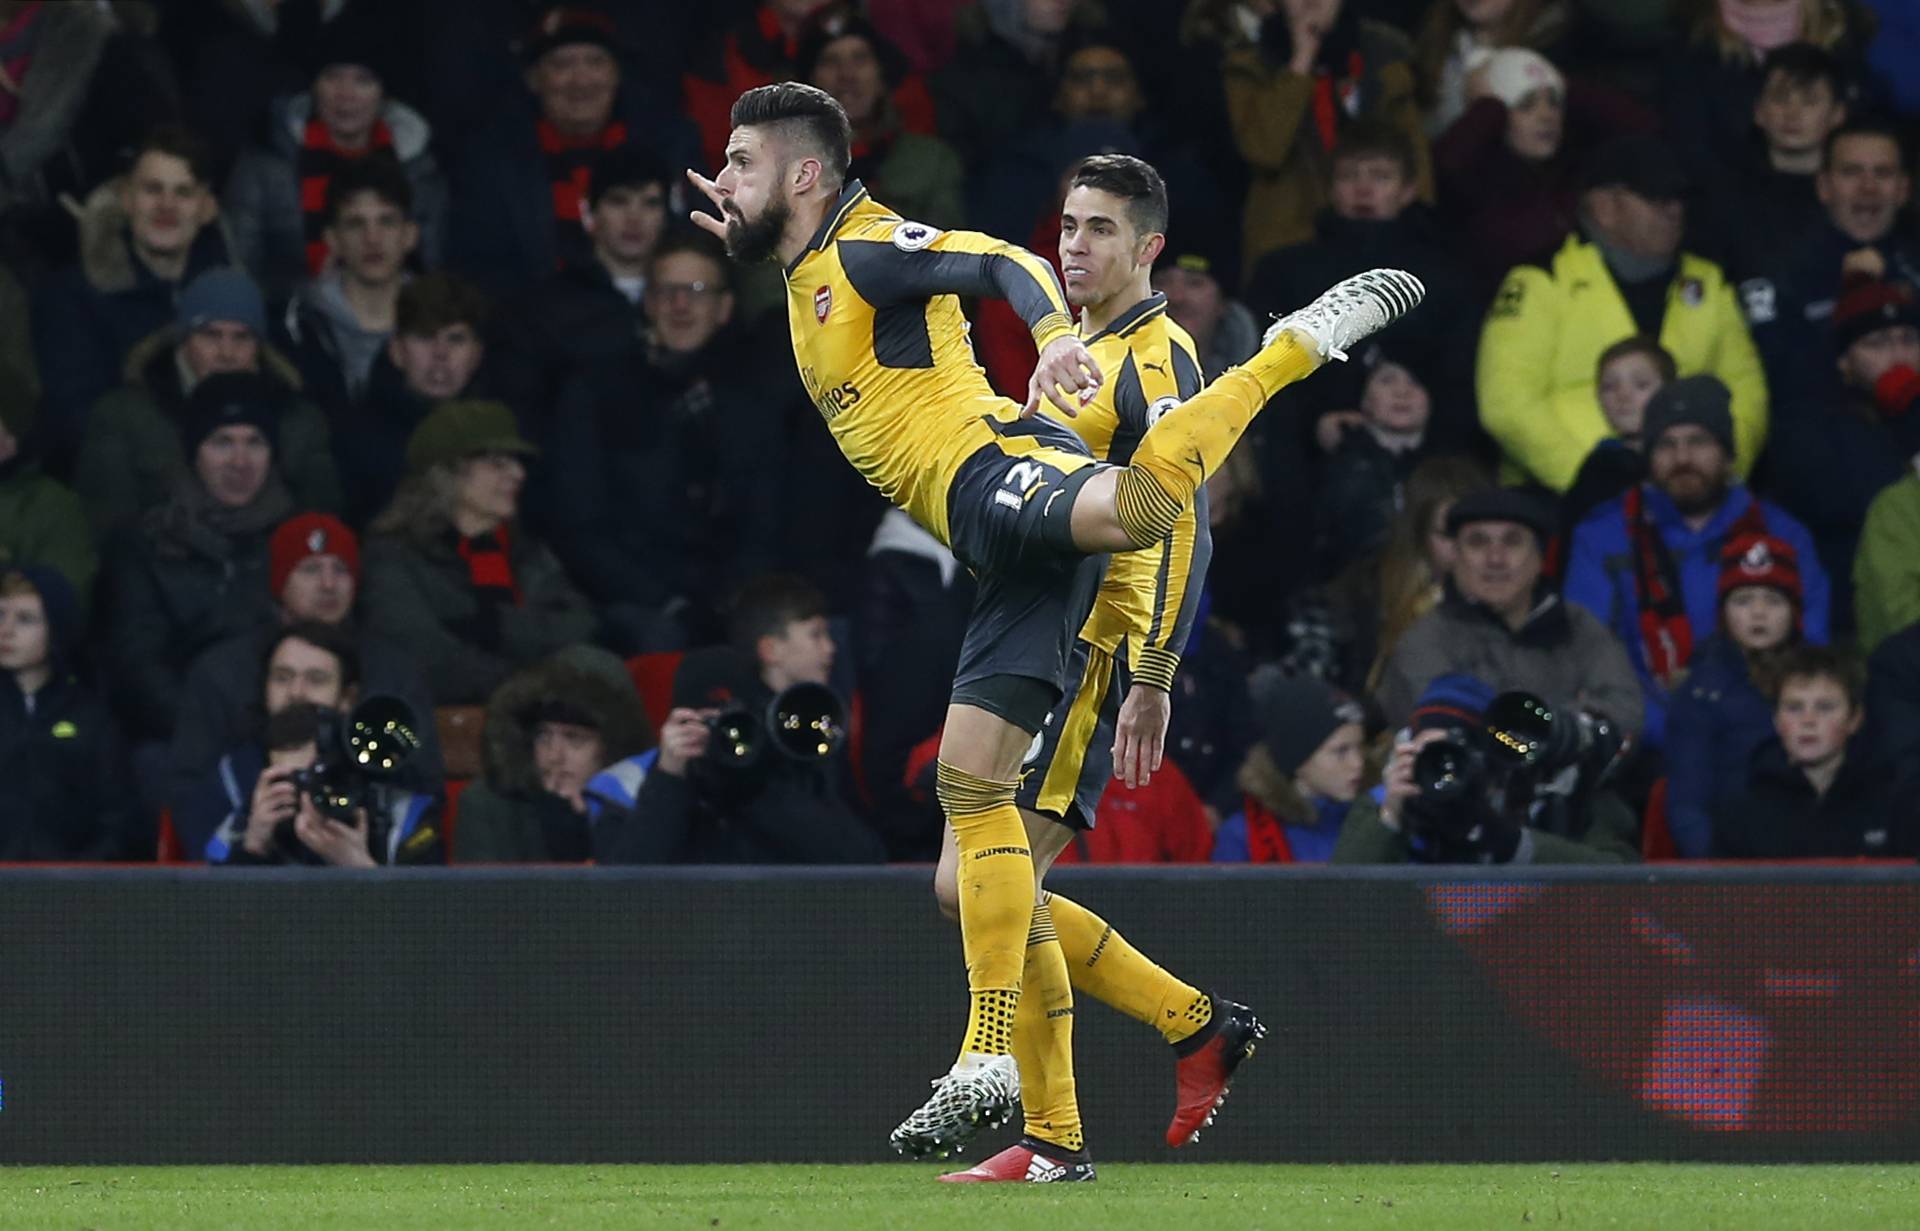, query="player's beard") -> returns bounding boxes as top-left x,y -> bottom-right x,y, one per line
724,196 -> 792,265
